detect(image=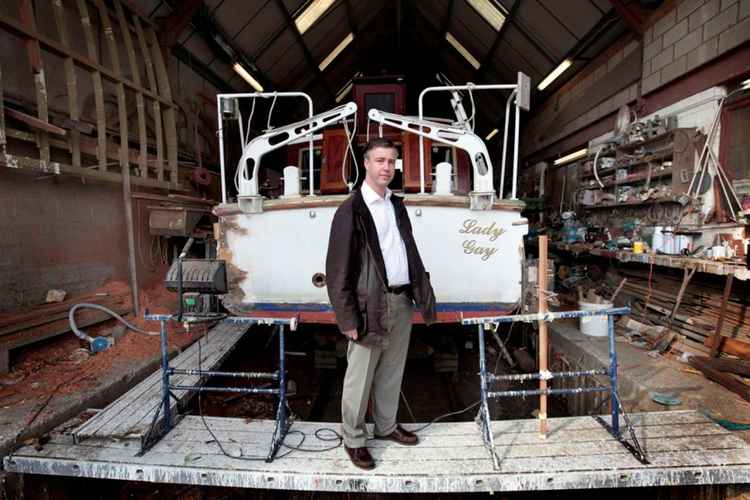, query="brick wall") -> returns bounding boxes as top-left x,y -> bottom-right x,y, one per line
0,170 -> 158,312
642,0 -> 750,94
